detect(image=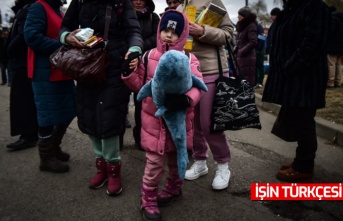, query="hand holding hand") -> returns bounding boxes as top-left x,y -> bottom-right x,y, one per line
65,29 -> 84,48
122,52 -> 141,76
